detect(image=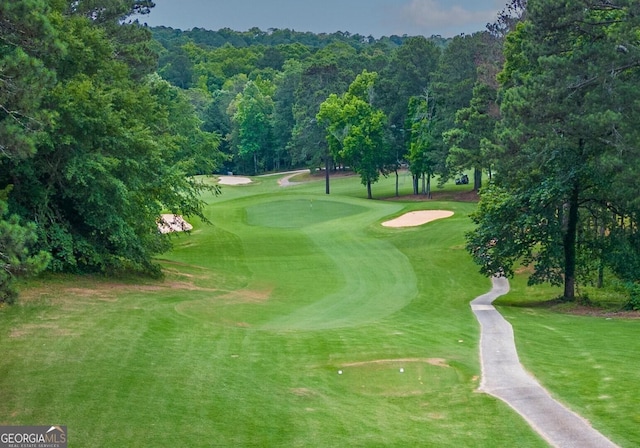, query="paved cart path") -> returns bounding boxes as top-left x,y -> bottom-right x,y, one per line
471,277 -> 619,448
